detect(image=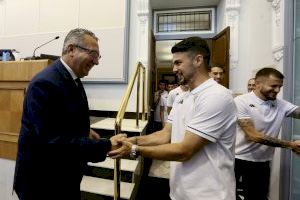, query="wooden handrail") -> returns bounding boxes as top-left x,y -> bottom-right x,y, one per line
113,62 -> 147,200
